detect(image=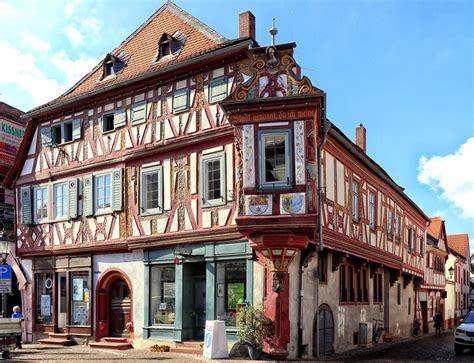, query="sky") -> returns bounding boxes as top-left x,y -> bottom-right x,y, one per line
0,0 -> 472,250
